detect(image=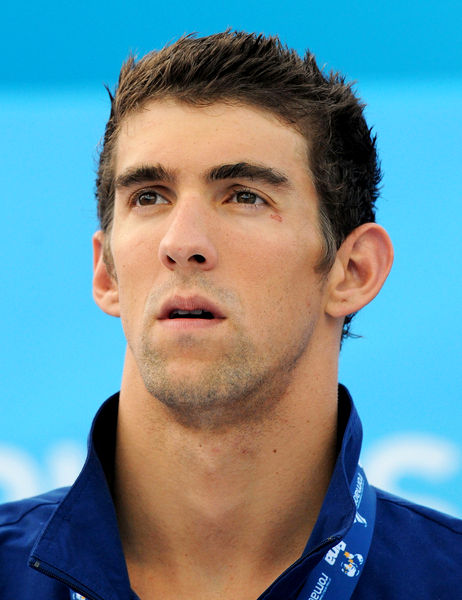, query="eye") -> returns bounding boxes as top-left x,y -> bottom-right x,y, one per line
229,189 -> 267,206
131,189 -> 169,207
